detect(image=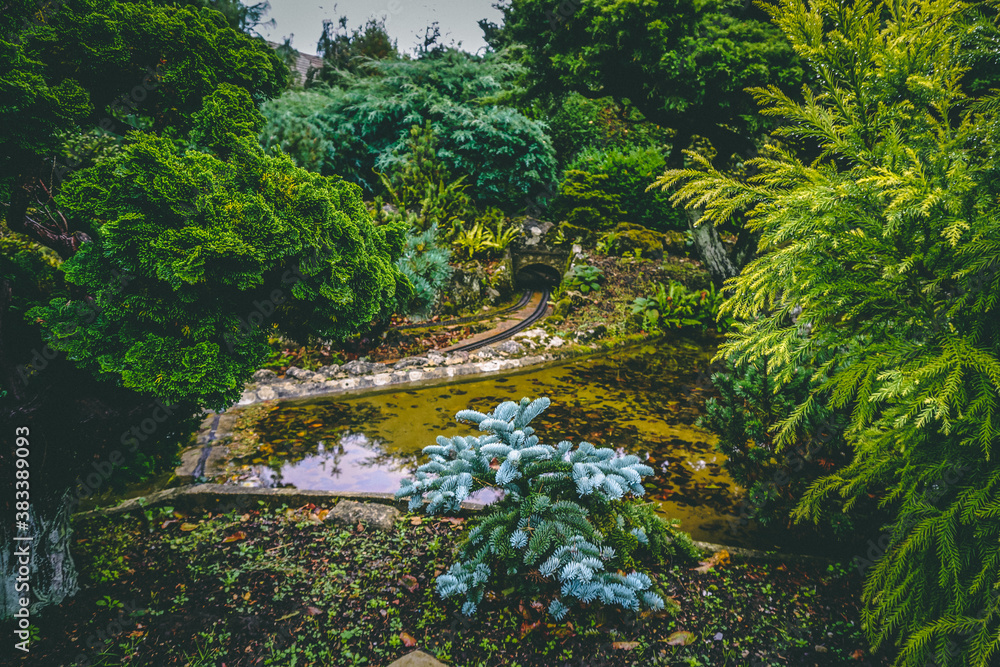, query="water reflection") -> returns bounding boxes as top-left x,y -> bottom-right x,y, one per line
221,336 -> 757,545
